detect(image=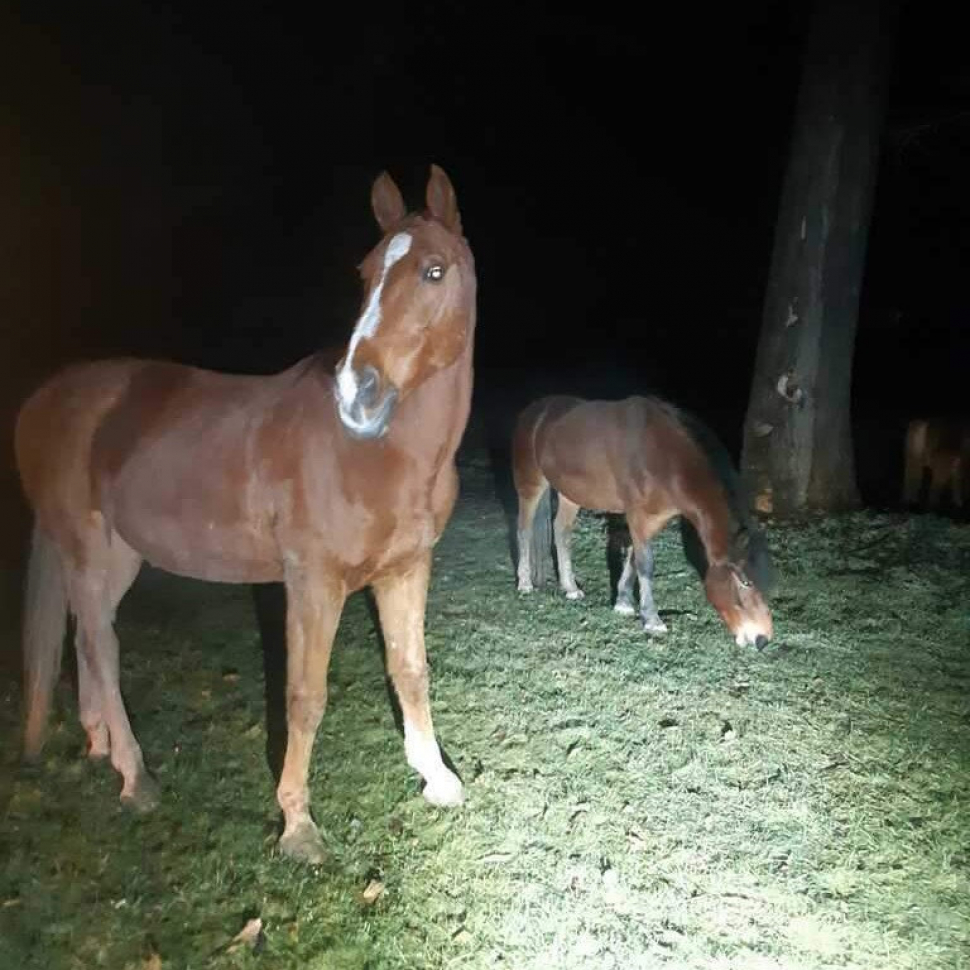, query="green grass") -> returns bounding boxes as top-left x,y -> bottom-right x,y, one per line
1,453 -> 969,970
